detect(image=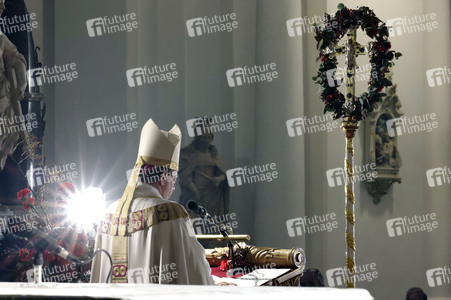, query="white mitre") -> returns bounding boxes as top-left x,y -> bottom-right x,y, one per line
110,118 -> 181,236
137,119 -> 181,170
